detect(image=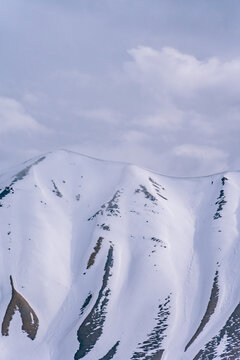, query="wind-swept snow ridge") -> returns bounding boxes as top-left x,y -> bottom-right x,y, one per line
1,150 -> 240,359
